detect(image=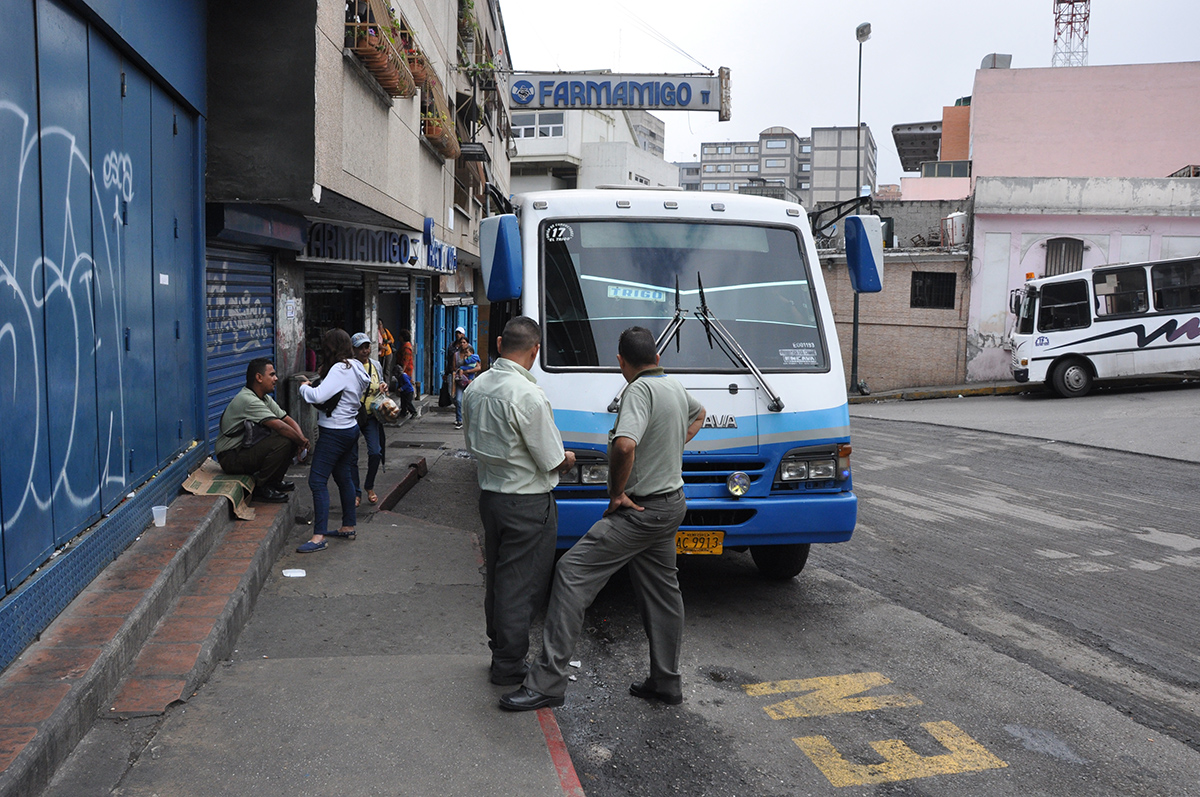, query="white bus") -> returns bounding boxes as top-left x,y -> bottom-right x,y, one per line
480,188 -> 881,578
1009,257 -> 1200,397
